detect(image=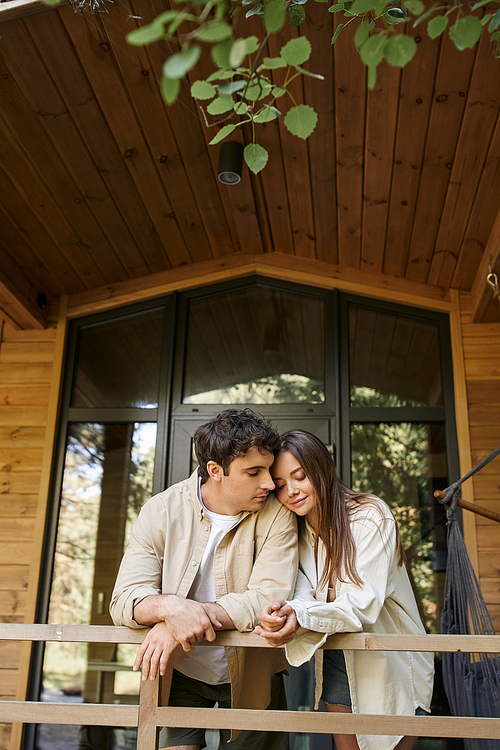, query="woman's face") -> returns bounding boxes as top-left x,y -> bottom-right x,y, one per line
271,450 -> 318,521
